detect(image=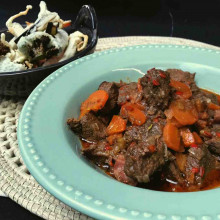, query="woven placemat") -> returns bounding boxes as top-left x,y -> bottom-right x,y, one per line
0,36 -> 219,220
